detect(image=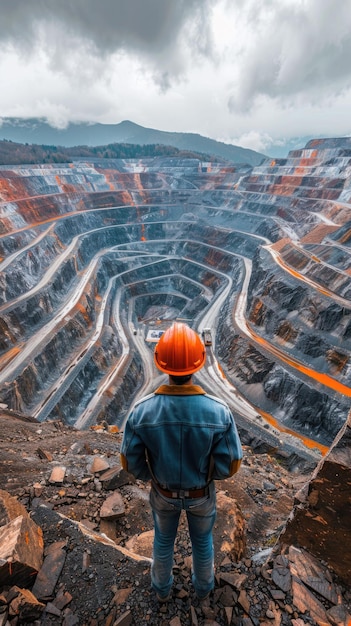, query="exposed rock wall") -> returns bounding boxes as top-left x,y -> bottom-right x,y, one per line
279,412 -> 351,585
103,353 -> 144,427
0,144 -> 351,450
246,249 -> 351,383
48,329 -> 123,426
217,249 -> 350,446
0,256 -> 78,352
